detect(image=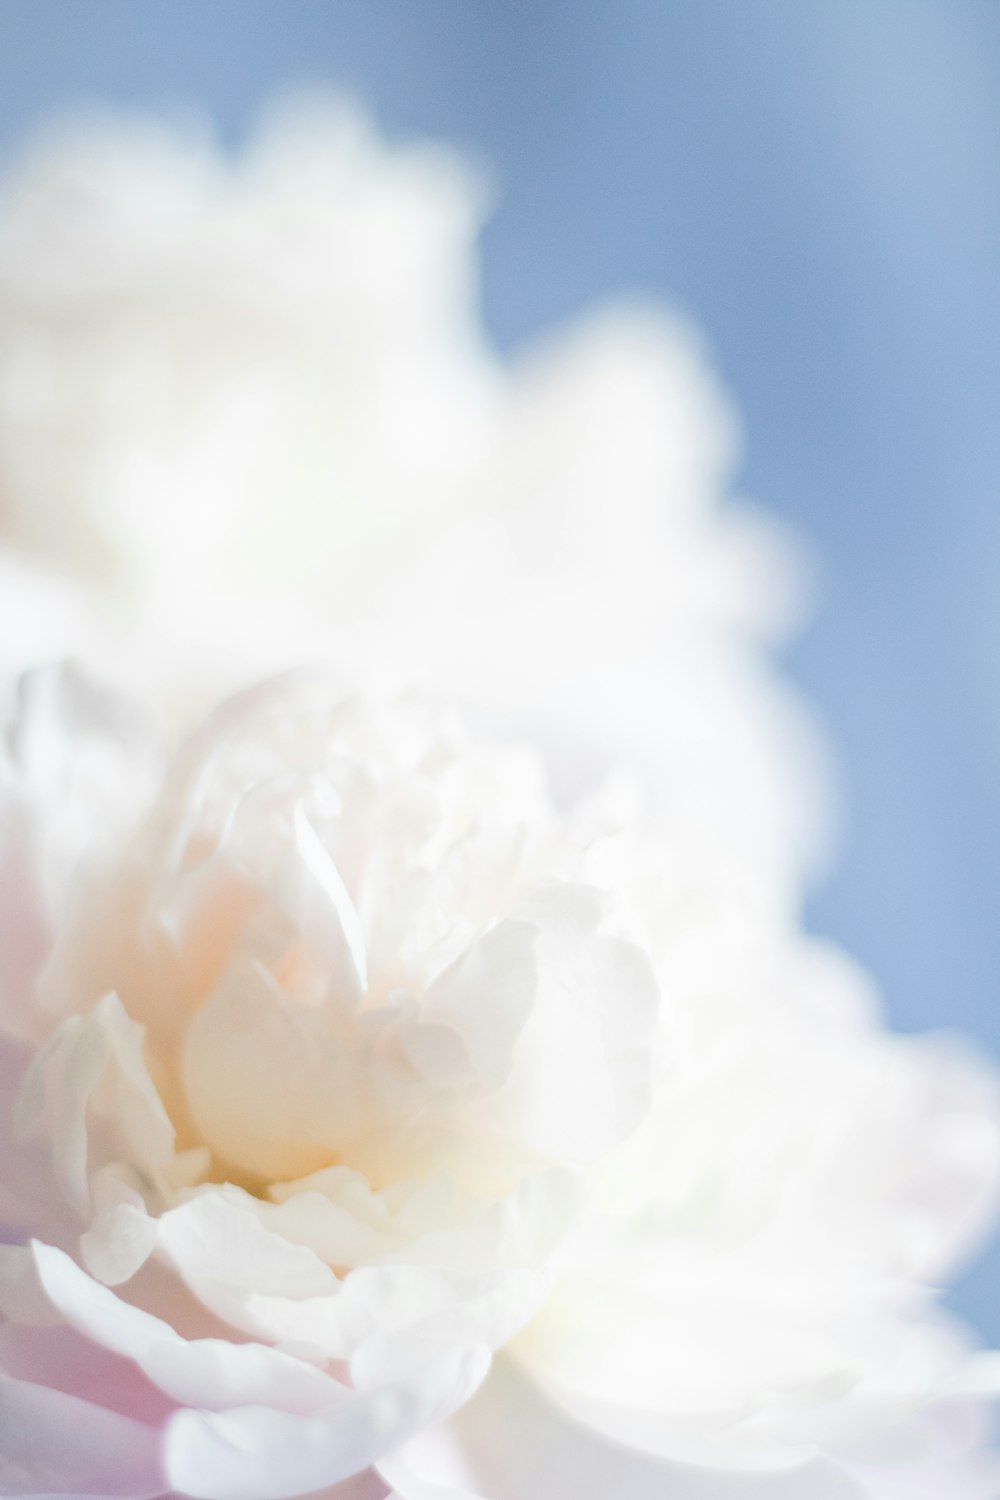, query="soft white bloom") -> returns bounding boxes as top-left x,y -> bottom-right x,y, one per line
0,100 -> 495,593
0,666 -> 997,1499
0,102 -> 827,897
